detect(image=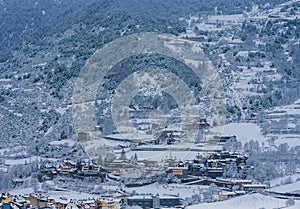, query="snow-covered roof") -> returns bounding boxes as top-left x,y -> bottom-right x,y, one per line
168,167 -> 189,170
242,184 -> 267,188
127,195 -> 153,200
